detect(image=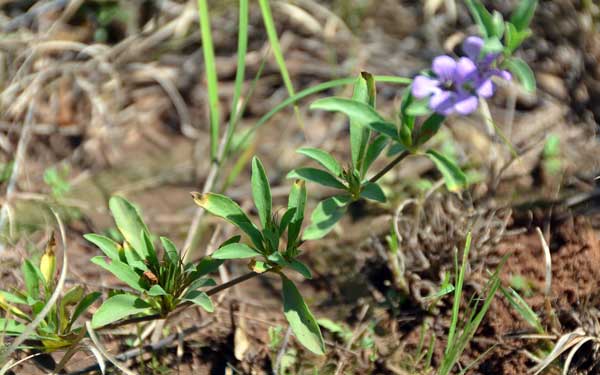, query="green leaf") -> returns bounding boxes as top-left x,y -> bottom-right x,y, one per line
362,135 -> 387,176
288,259 -> 312,279
297,148 -> 342,177
425,150 -> 467,192
302,195 -> 351,240
84,234 -> 121,261
147,285 -> 167,296
192,192 -> 264,251
160,237 -> 180,266
503,57 -> 536,92
212,243 -> 261,259
0,291 -> 27,305
287,168 -> 346,190
142,230 -> 159,272
195,257 -> 224,278
0,318 -> 26,335
109,196 -> 150,258
91,294 -> 151,328
310,97 -> 399,141
416,113 -> 445,146
360,182 -> 386,203
90,256 -> 145,292
281,275 -> 325,355
465,0 -> 503,38
287,180 -> 307,250
69,292 -> 101,328
504,23 -> 531,53
405,98 -> 431,117
22,260 -> 40,300
510,0 -> 537,31
251,157 -> 272,229
350,72 -> 375,172
481,37 -> 504,56
182,290 -> 213,312
187,277 -> 216,291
